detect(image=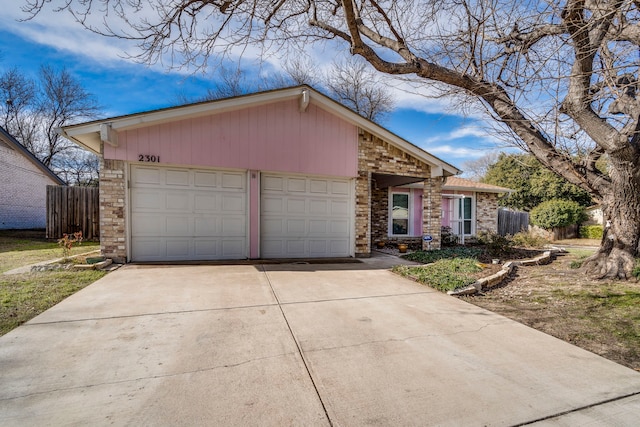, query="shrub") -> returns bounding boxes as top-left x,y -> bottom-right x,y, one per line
511,231 -> 549,248
579,225 -> 604,240
401,247 -> 482,264
440,226 -> 459,246
475,231 -> 513,256
57,231 -> 83,260
530,199 -> 586,230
